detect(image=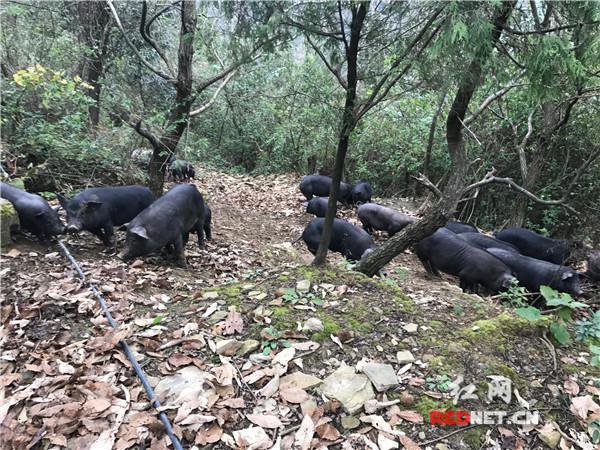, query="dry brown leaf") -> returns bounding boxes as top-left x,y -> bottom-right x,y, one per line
167,353 -> 193,368
195,423 -> 223,445
280,386 -> 309,404
84,398 -> 112,415
395,410 -> 423,424
294,414 -> 315,450
315,423 -> 341,441
399,435 -> 421,450
570,396 -> 600,421
224,309 -> 244,335
246,413 -> 283,429
563,379 -> 580,396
